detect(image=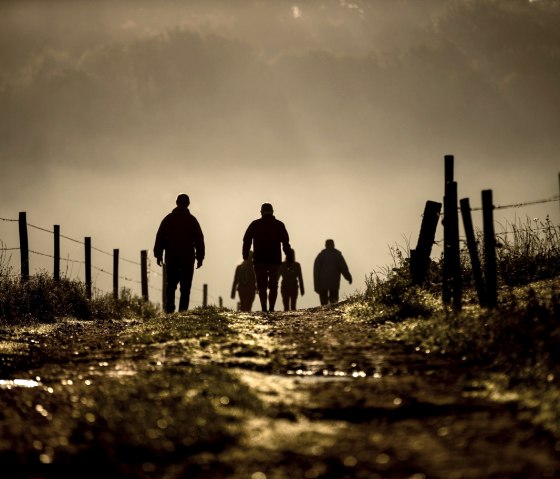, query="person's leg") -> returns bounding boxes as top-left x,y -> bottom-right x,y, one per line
319,290 -> 328,306
328,289 -> 339,304
281,288 -> 290,311
267,264 -> 280,312
178,263 -> 195,312
253,264 -> 268,311
248,290 -> 256,312
290,289 -> 298,310
238,286 -> 251,311
165,264 -> 180,313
